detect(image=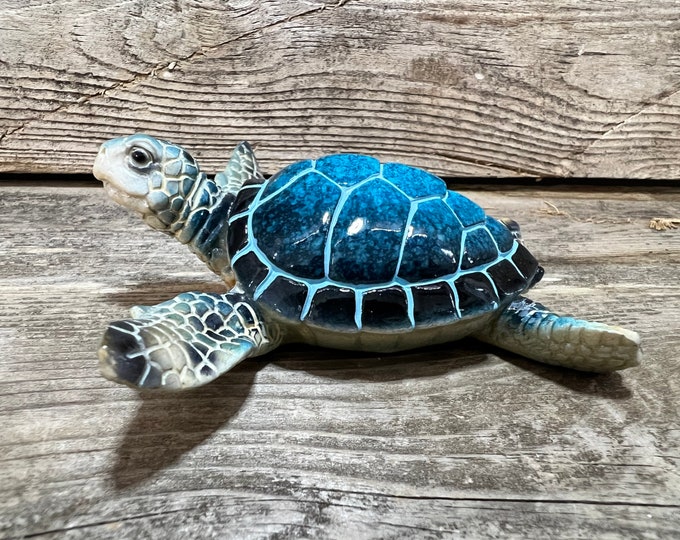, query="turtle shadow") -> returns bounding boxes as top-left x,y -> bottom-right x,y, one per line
111,360 -> 260,490
481,344 -> 633,399
274,339 -> 631,394
271,339 -> 492,382
111,338 -> 631,489
110,341 -> 489,490
274,340 -> 633,401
